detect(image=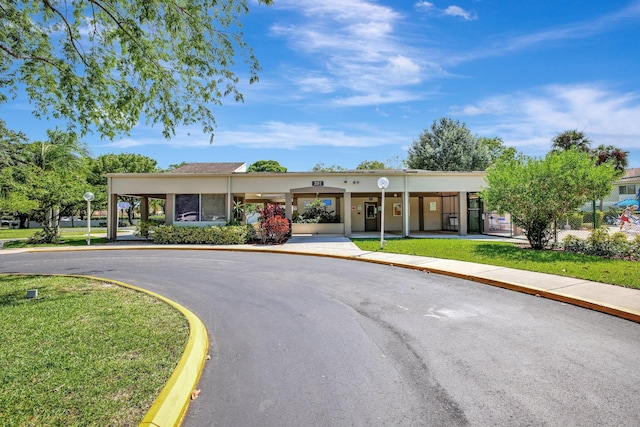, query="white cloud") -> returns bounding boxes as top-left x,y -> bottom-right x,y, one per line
104,121 -> 408,150
415,1 -> 434,11
415,3 -> 477,21
268,1 -> 431,106
453,84 -> 640,155
443,6 -> 477,21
